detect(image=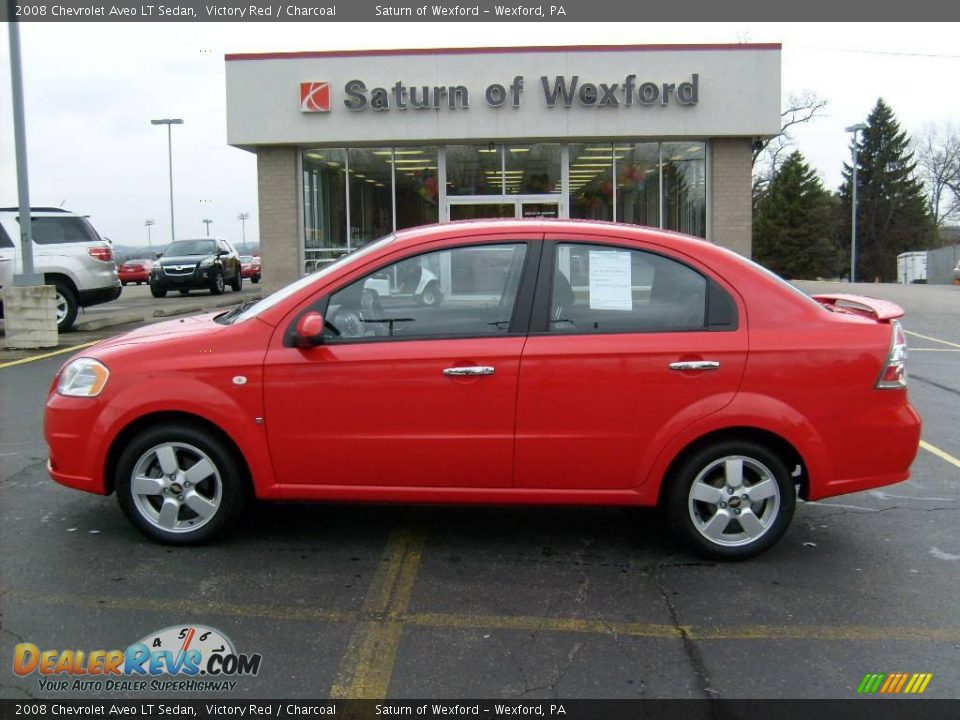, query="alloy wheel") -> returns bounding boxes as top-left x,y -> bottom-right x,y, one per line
130,442 -> 222,534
